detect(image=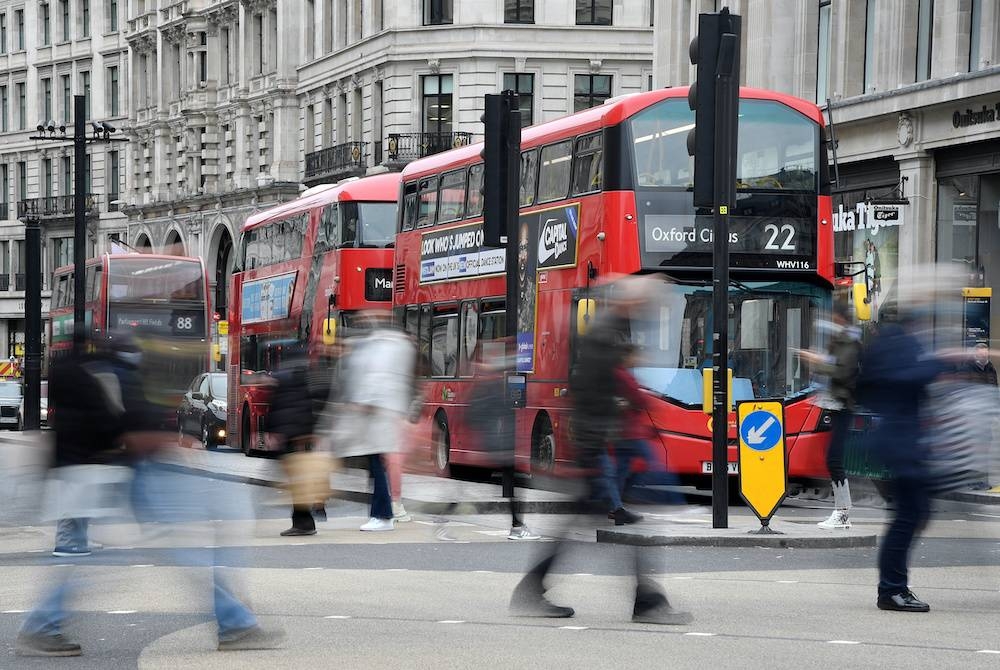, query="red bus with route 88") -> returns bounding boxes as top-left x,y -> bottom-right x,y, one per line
393,87 -> 835,482
227,172 -> 400,455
